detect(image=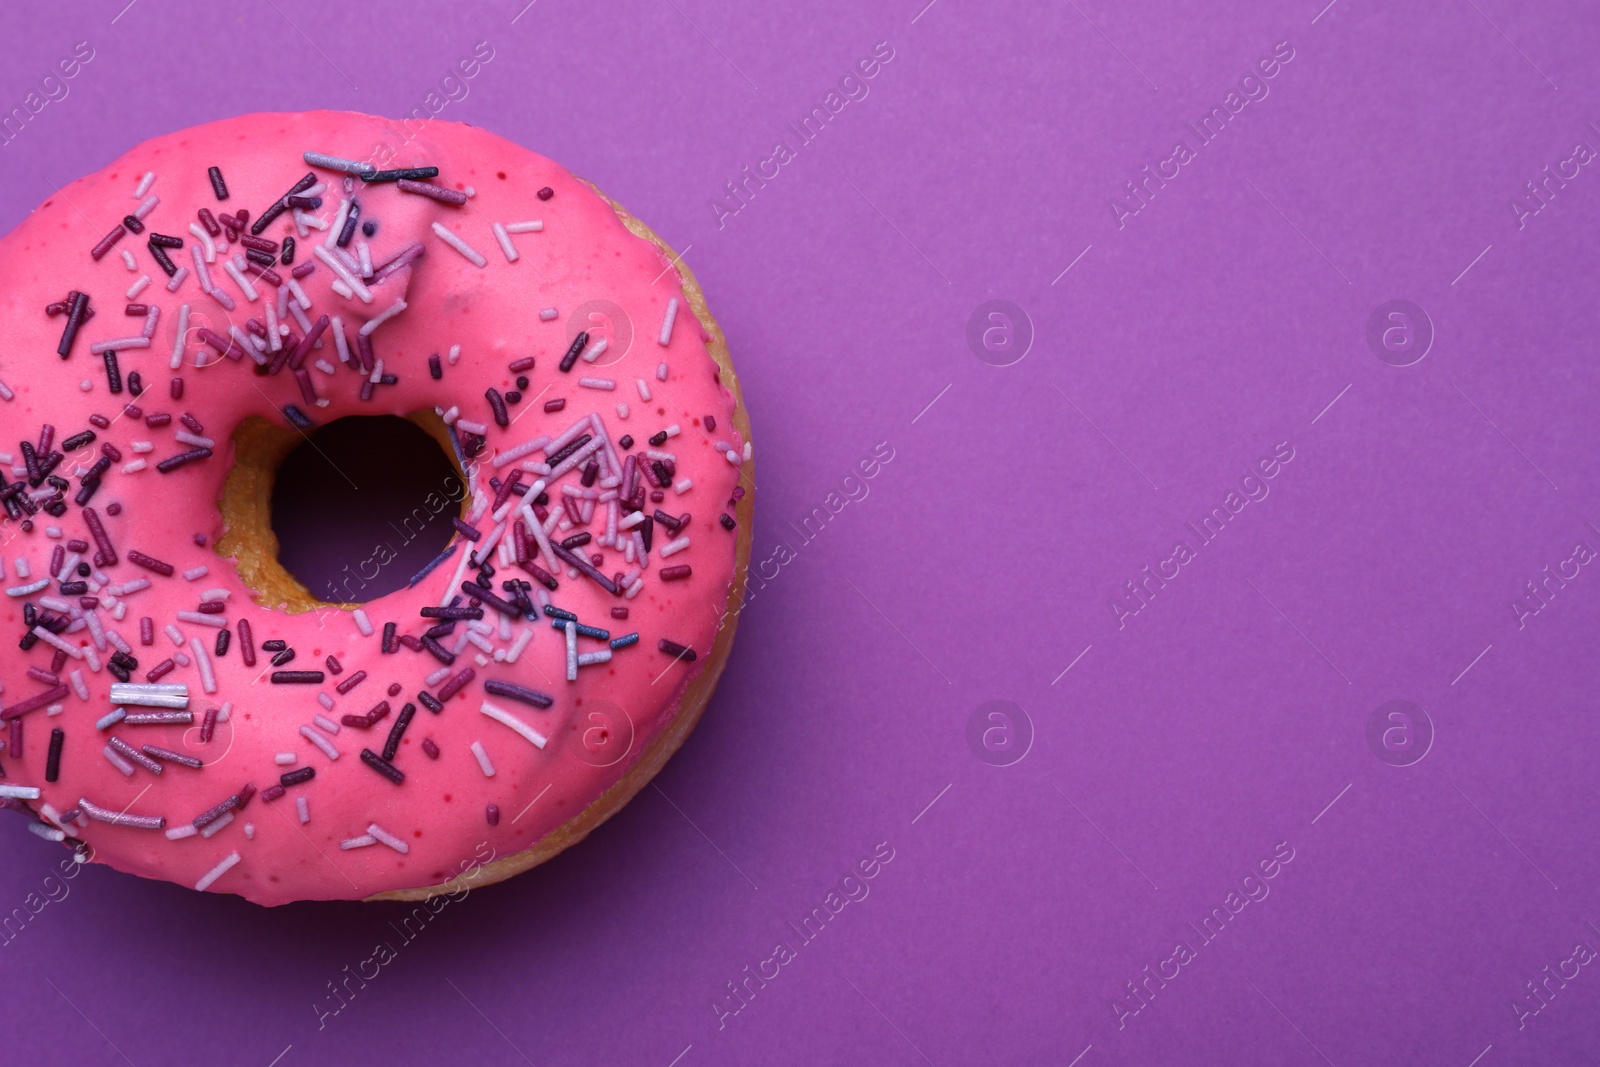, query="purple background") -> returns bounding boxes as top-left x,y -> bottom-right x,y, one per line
4,1 -> 1600,1064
